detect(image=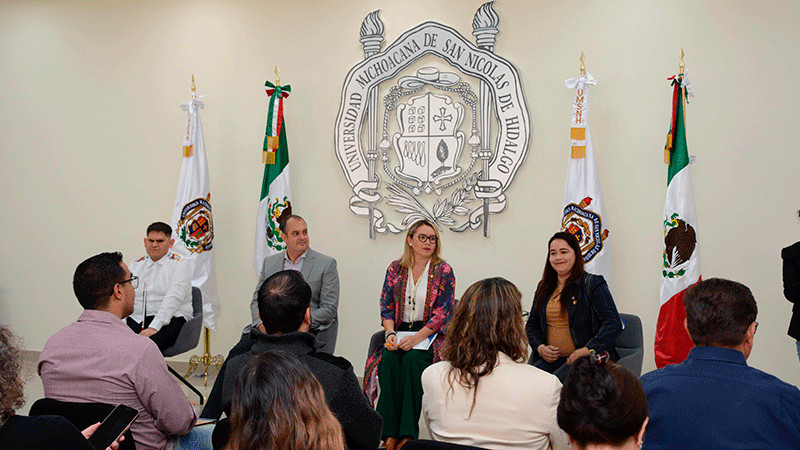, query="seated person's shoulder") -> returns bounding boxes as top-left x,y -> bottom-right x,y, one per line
317,251 -> 337,266
782,241 -> 800,258
309,352 -> 352,372
638,366 -> 674,389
